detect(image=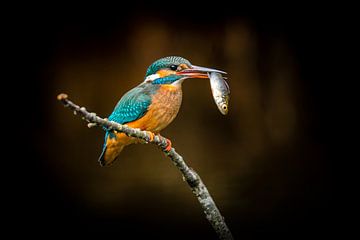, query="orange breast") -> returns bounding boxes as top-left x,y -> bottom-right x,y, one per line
127,84 -> 182,133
